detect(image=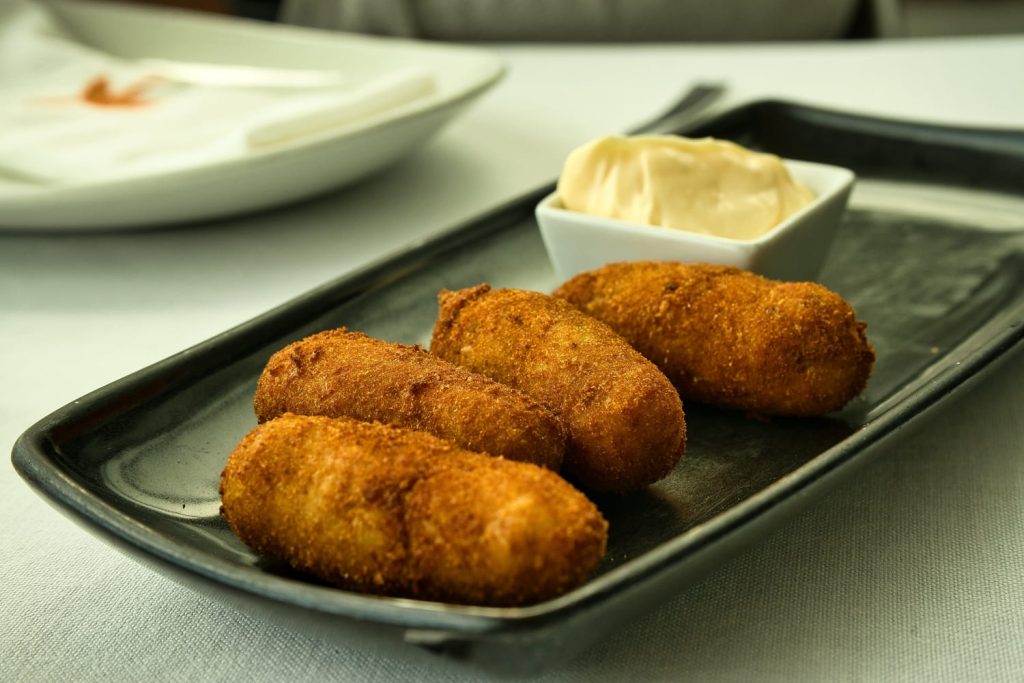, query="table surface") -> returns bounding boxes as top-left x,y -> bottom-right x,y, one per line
3,18 -> 1024,682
